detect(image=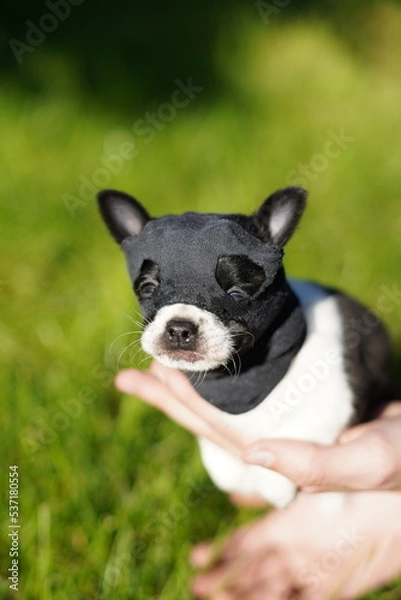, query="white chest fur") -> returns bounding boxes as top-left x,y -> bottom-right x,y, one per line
198,280 -> 354,507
